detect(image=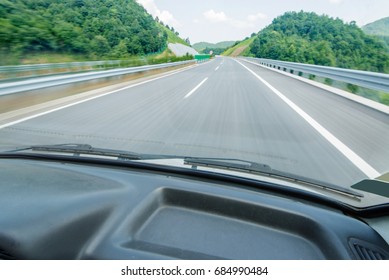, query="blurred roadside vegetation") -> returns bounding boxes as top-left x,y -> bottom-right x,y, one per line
0,0 -> 171,65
